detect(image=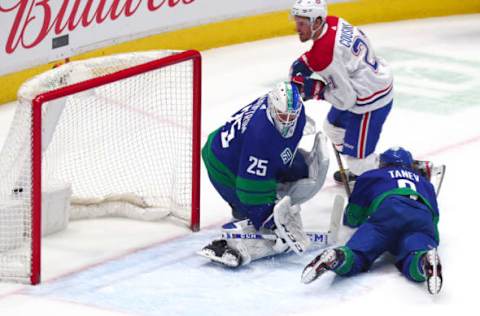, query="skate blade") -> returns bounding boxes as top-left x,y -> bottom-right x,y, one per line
425,248 -> 442,295
197,249 -> 216,261
301,255 -> 326,284
301,266 -> 318,284
427,276 -> 442,295
196,250 -> 240,268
